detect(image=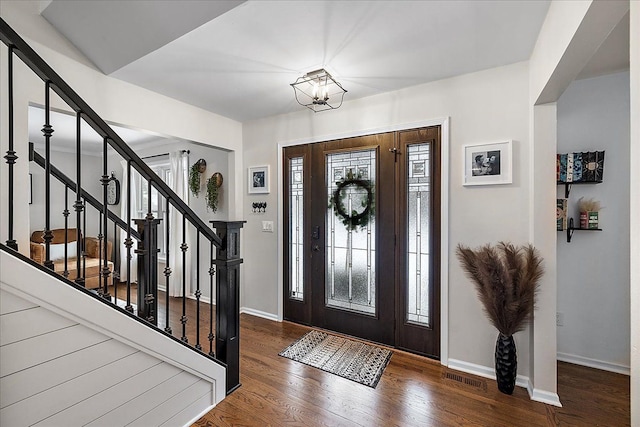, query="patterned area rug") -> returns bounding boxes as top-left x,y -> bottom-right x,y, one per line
279,330 -> 392,388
